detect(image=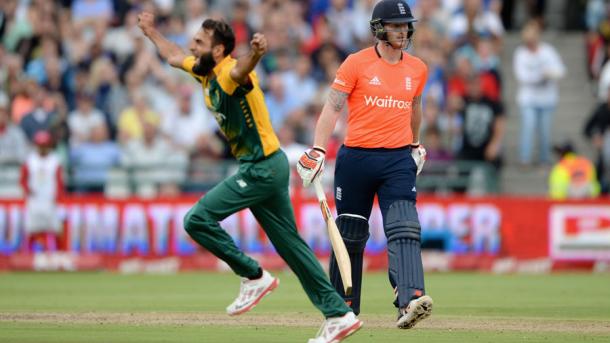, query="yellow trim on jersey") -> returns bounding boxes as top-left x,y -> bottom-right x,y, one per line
214,56 -> 239,95
244,71 -> 280,157
180,55 -> 244,96
181,55 -> 279,158
181,56 -> 204,82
